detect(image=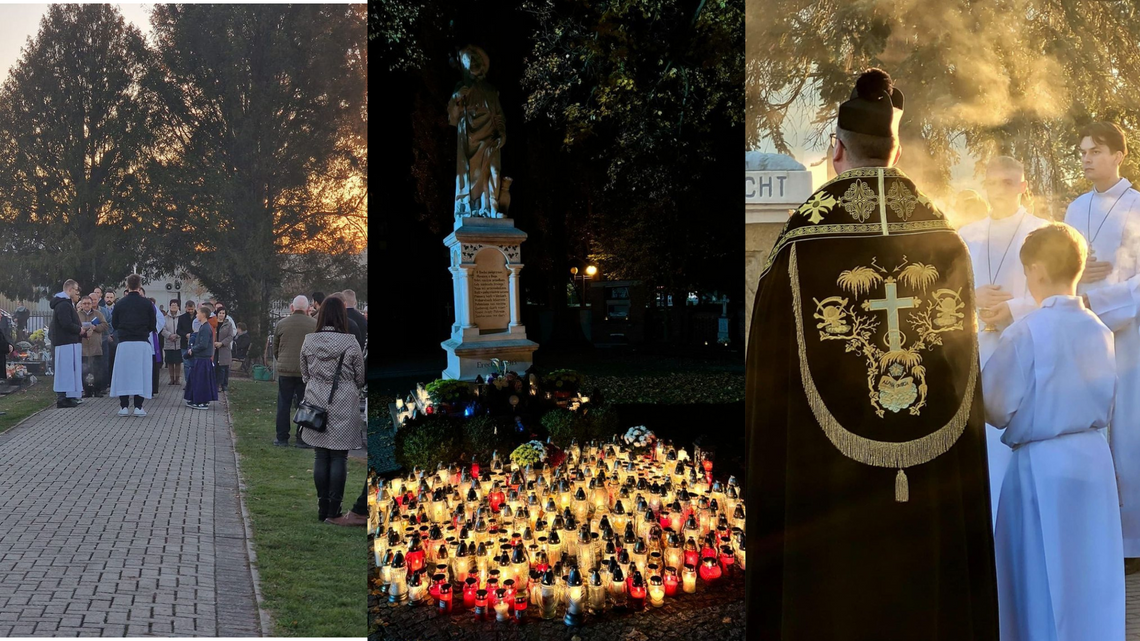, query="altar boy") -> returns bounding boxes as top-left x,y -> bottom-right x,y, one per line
982,222 -> 1124,641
